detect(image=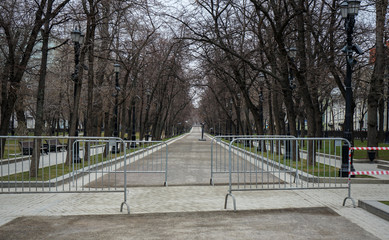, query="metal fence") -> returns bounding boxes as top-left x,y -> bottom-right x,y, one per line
0,136 -> 126,191
224,137 -> 351,210
210,135 -> 295,185
123,140 -> 168,186
0,136 -> 169,214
